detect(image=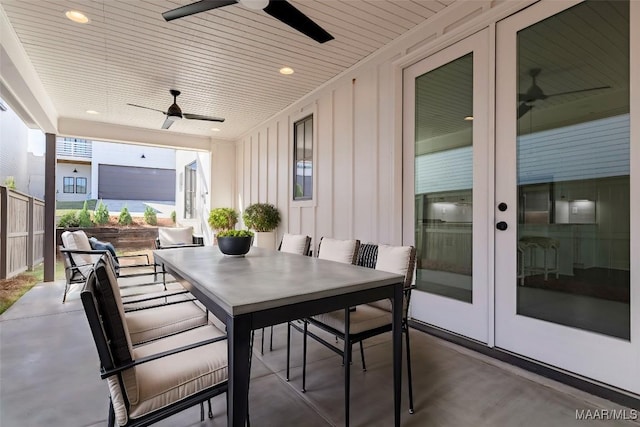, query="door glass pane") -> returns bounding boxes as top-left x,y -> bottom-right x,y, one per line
414,53 -> 473,303
516,1 -> 630,339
